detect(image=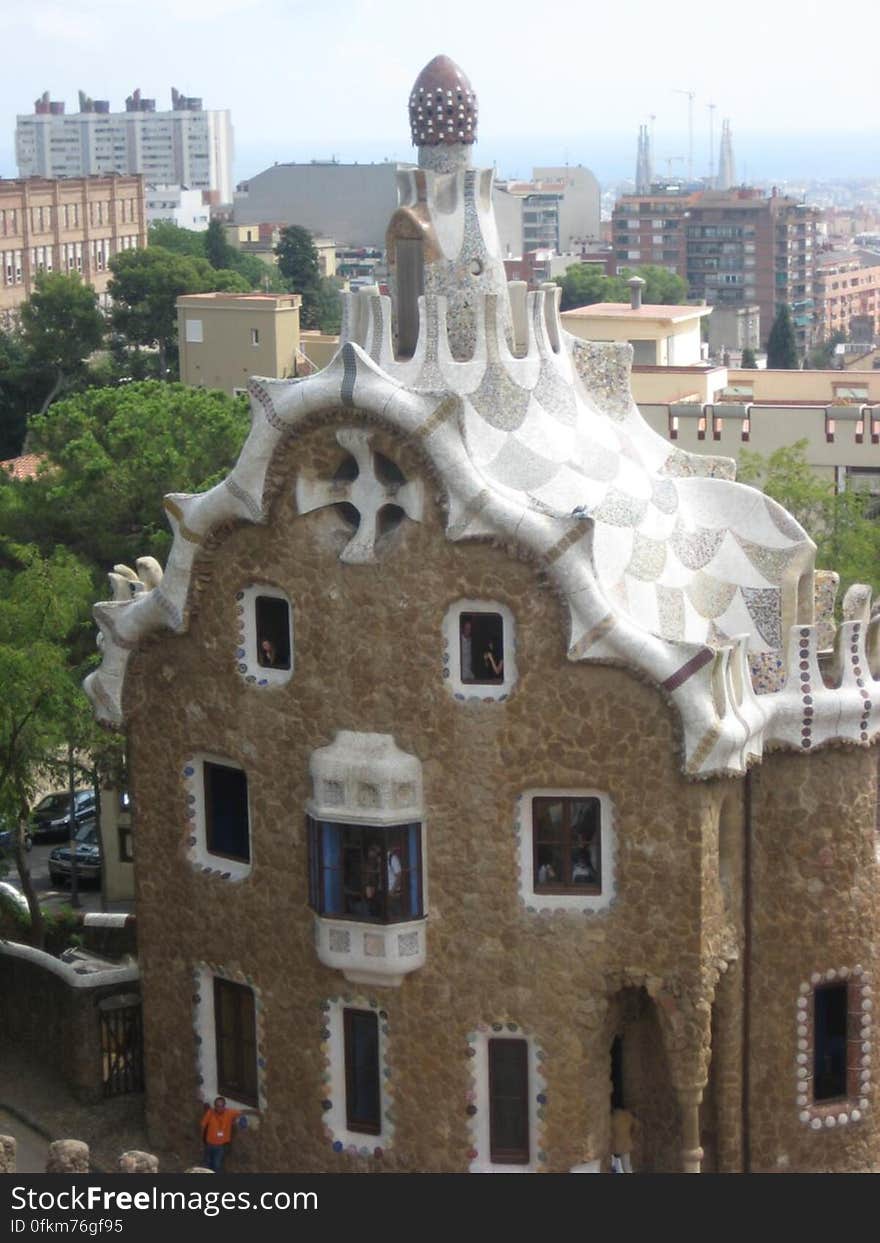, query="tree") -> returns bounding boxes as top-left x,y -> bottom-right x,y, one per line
314,277 -> 344,334
0,329 -> 47,458
0,543 -> 96,947
739,440 -> 880,597
555,262 -> 687,312
108,248 -> 249,376
275,226 -> 322,326
205,219 -> 234,270
18,273 -> 105,414
146,221 -> 206,259
555,264 -> 625,311
741,347 -> 757,369
766,303 -> 799,369
0,381 -> 250,571
620,264 -> 688,305
808,330 -> 846,370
